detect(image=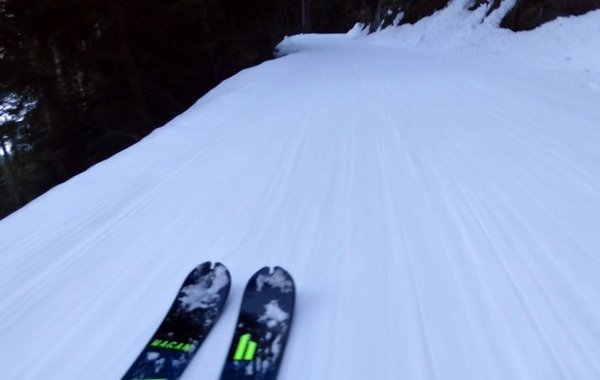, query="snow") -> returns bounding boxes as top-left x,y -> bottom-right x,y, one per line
258,300 -> 290,328
180,264 -> 229,311
1,5 -> 599,380
256,268 -> 294,293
